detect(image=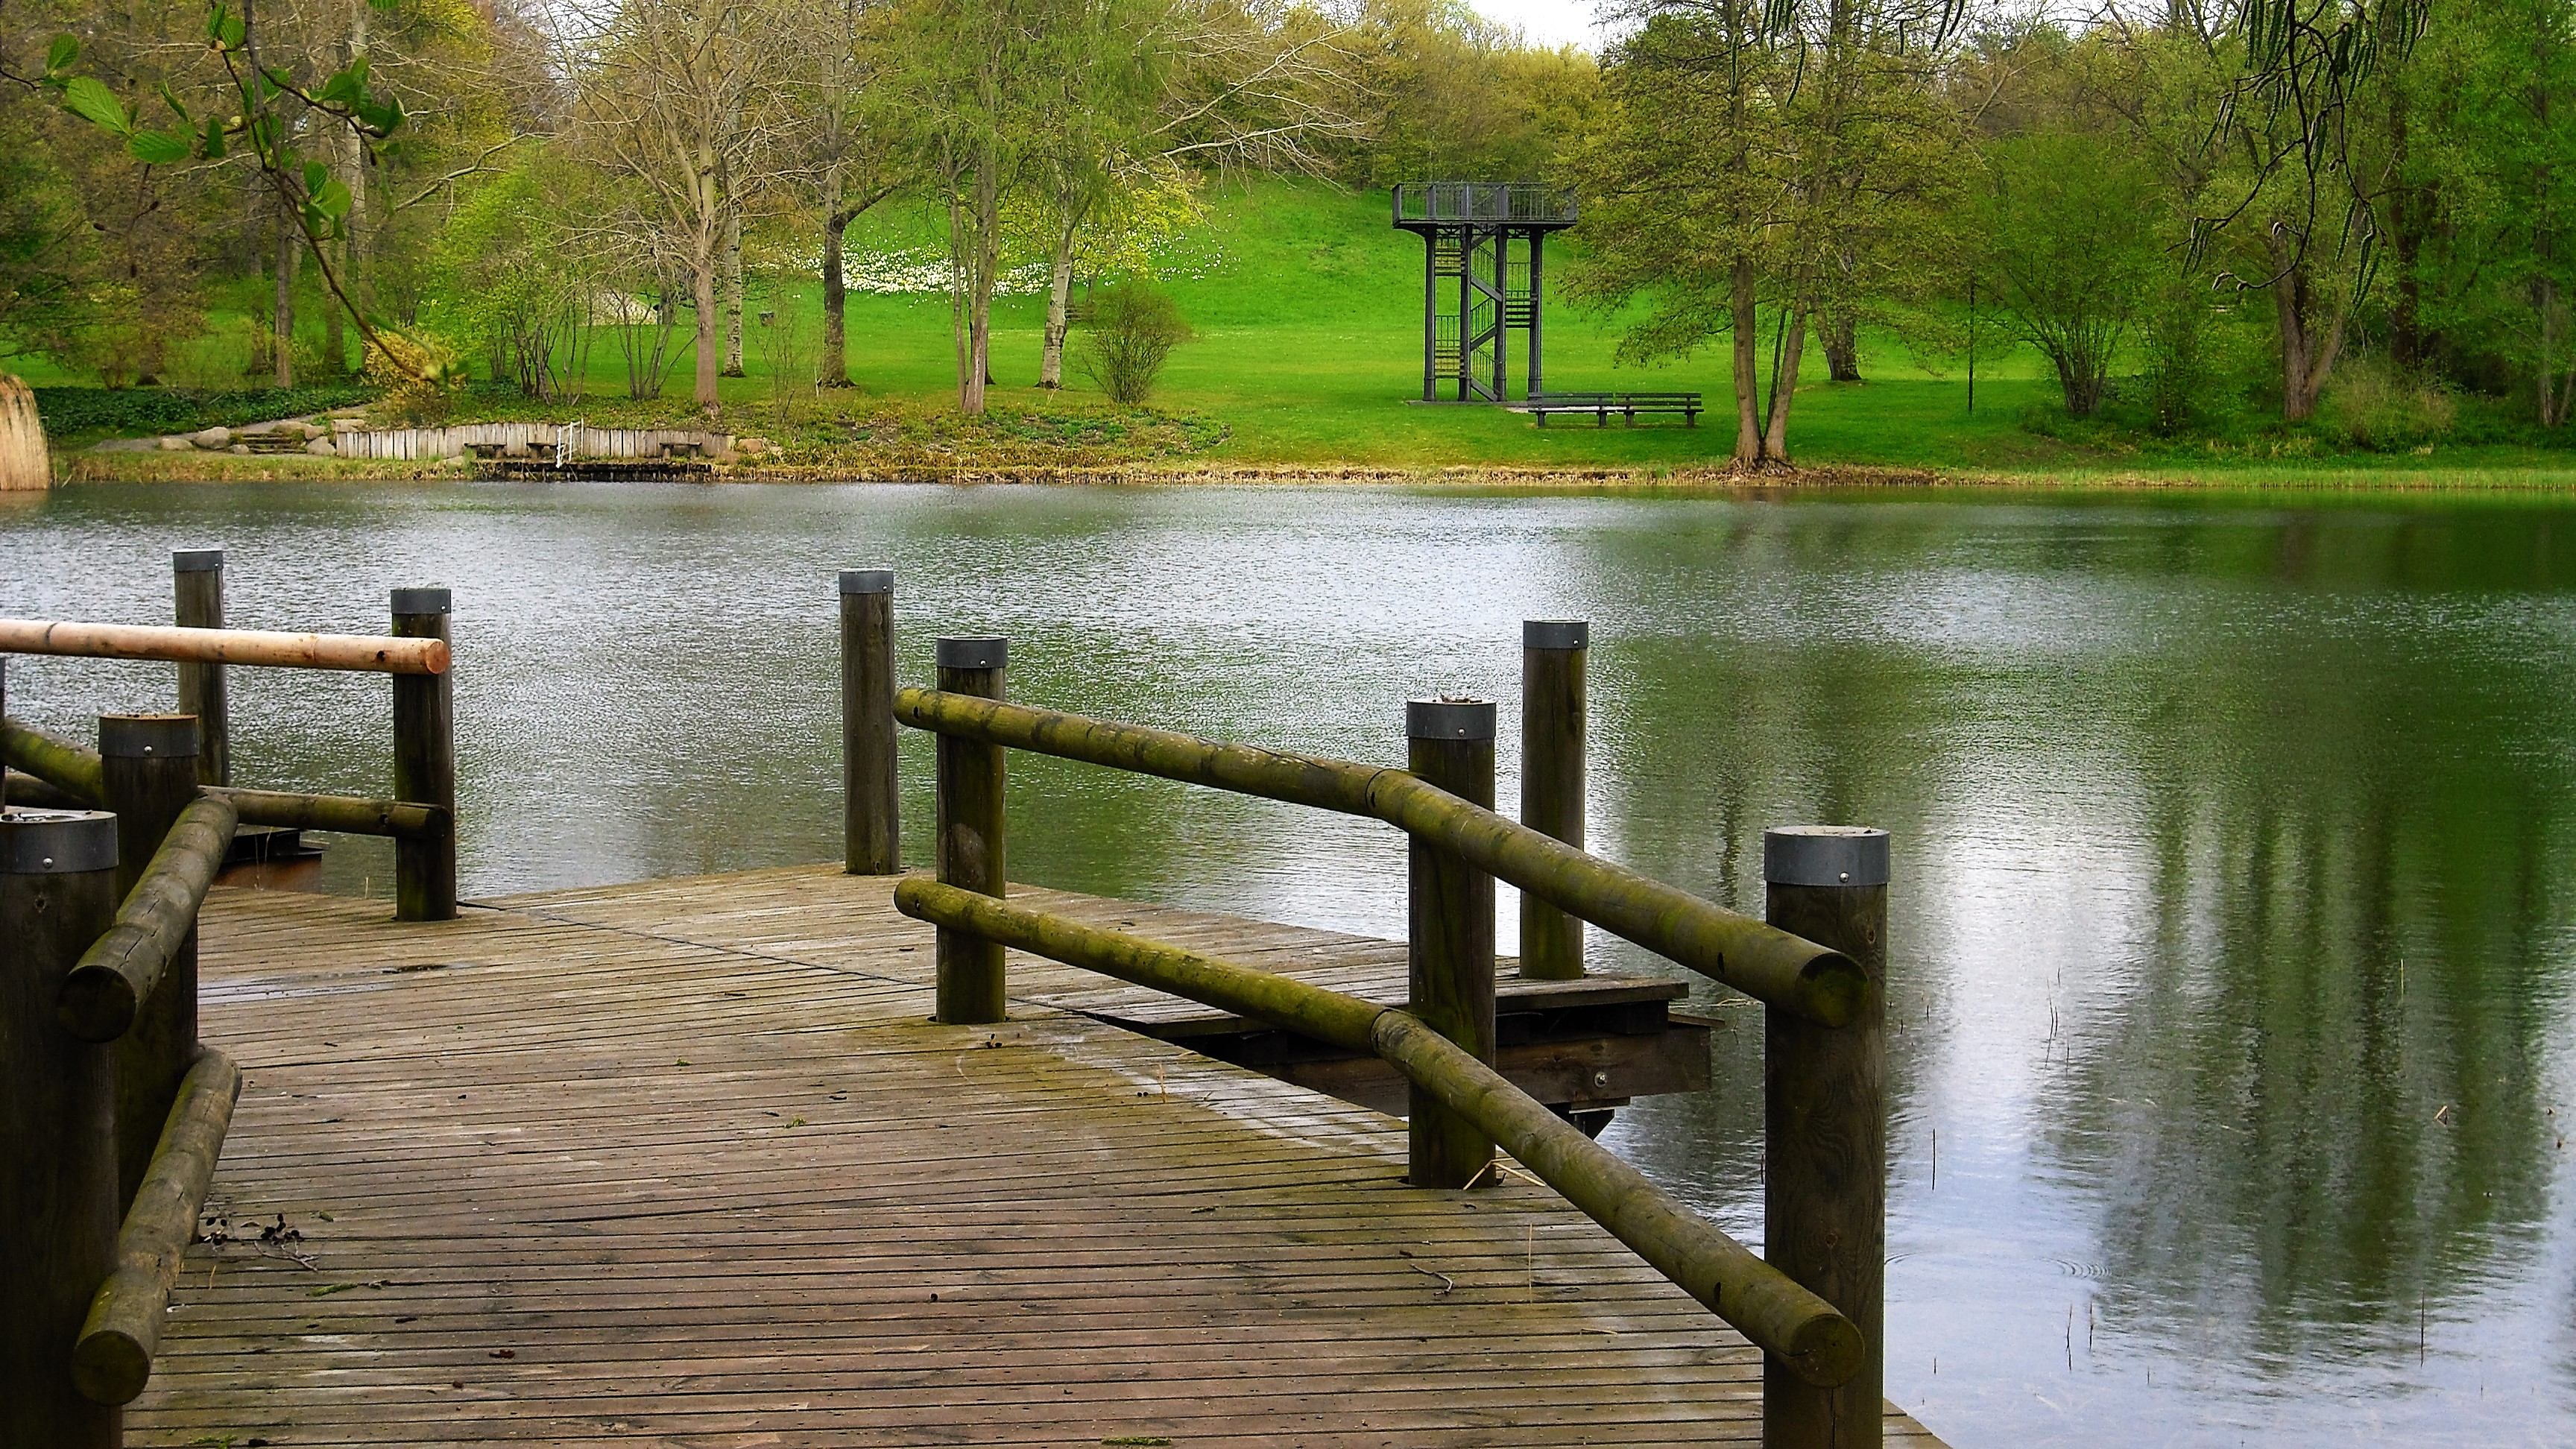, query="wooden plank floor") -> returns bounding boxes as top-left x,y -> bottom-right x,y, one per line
136,864 -> 1949,1448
